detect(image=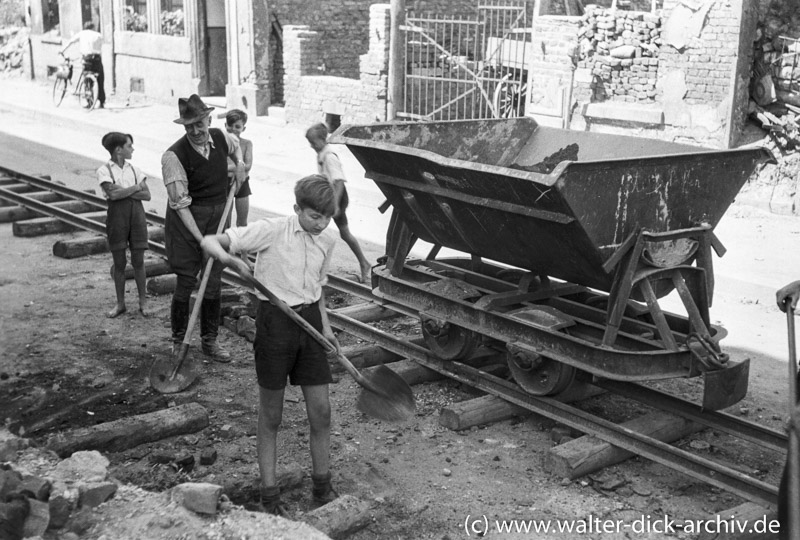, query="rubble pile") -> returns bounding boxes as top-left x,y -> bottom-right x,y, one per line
0,26 -> 27,73
749,5 -> 800,153
576,5 -> 662,103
